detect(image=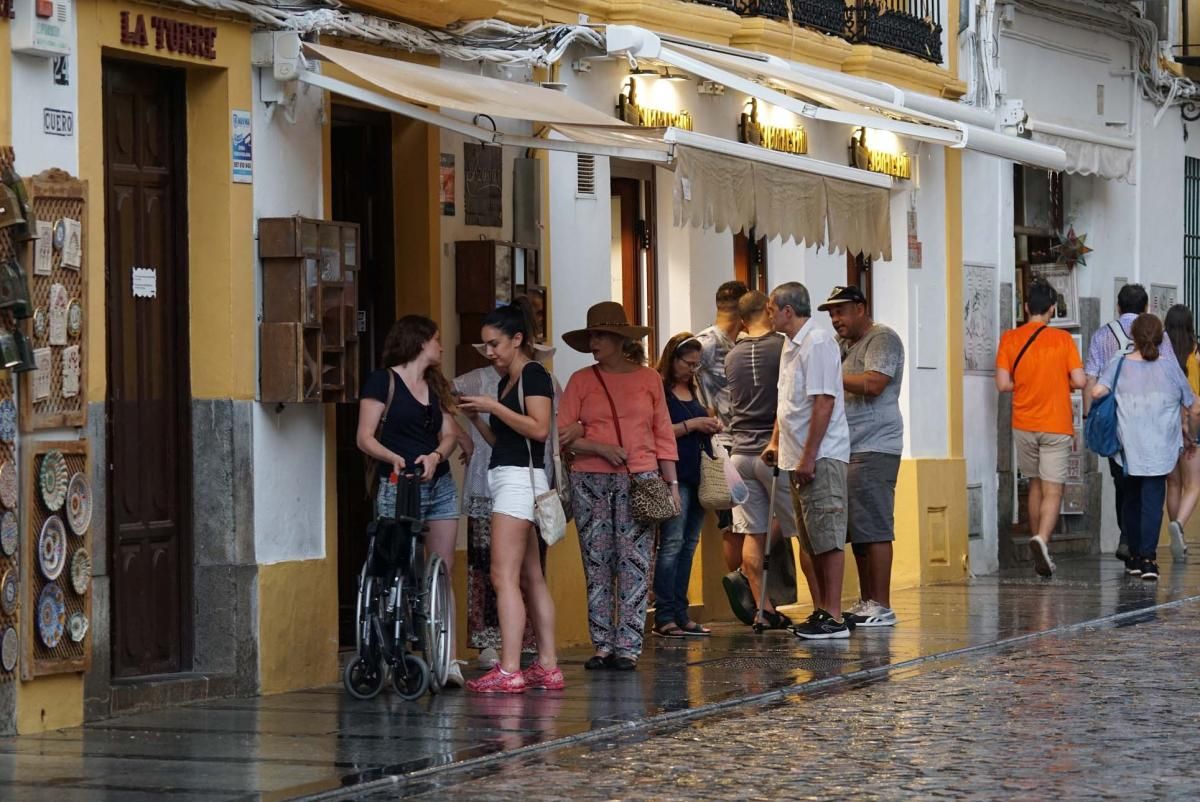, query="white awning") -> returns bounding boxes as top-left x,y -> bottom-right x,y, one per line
1026,119 -> 1136,183
606,25 -> 1069,172
299,43 -> 892,253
